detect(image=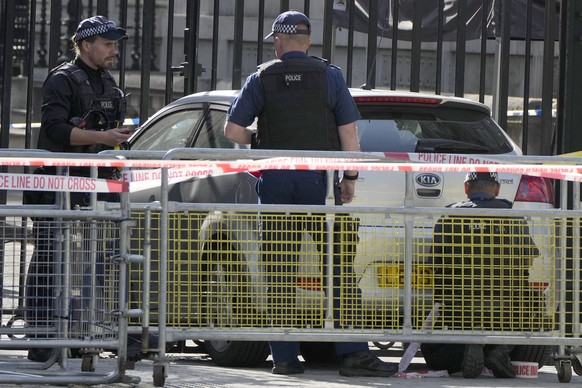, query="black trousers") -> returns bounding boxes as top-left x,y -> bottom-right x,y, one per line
25,191 -> 119,332
421,343 -> 516,374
